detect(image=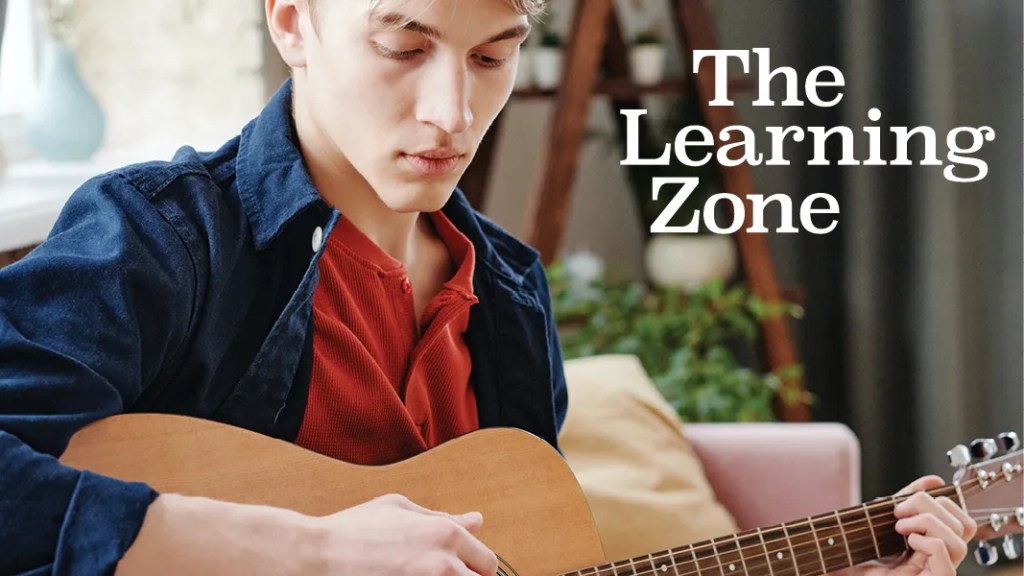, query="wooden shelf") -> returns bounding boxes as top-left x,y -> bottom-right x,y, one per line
511,76 -> 754,100
462,0 -> 810,422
